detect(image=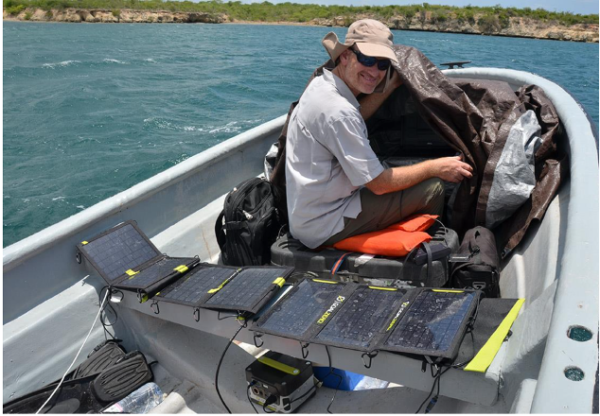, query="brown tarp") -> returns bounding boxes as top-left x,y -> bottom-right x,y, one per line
270,45 -> 567,258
